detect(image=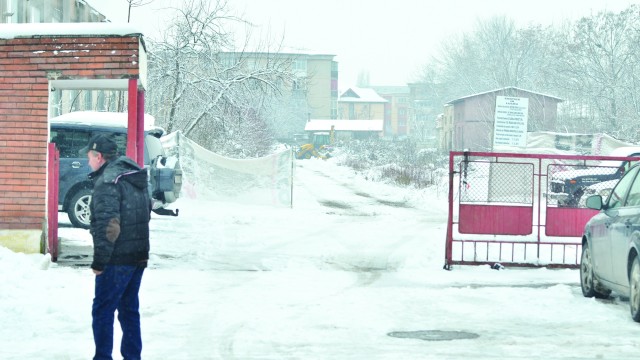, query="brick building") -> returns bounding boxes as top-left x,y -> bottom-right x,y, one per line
0,23 -> 147,255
